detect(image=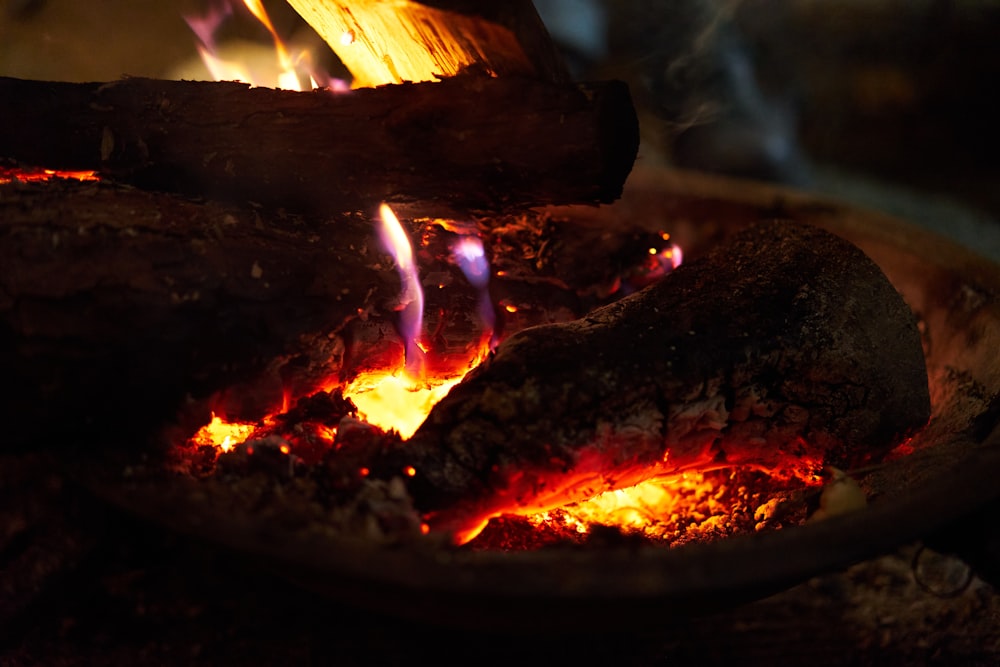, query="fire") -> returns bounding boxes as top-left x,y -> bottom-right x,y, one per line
338,204 -> 492,438
342,371 -> 464,440
175,193 -> 806,551
186,203 -> 494,451
374,204 -> 424,377
285,0 -> 524,87
186,0 -> 333,90
190,412 -> 257,452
